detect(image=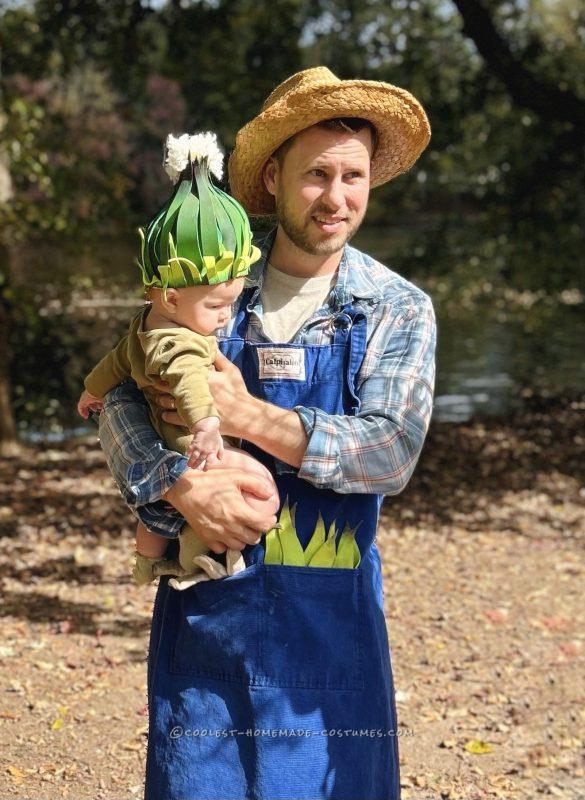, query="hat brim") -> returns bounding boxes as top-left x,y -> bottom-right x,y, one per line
228,79 -> 431,215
